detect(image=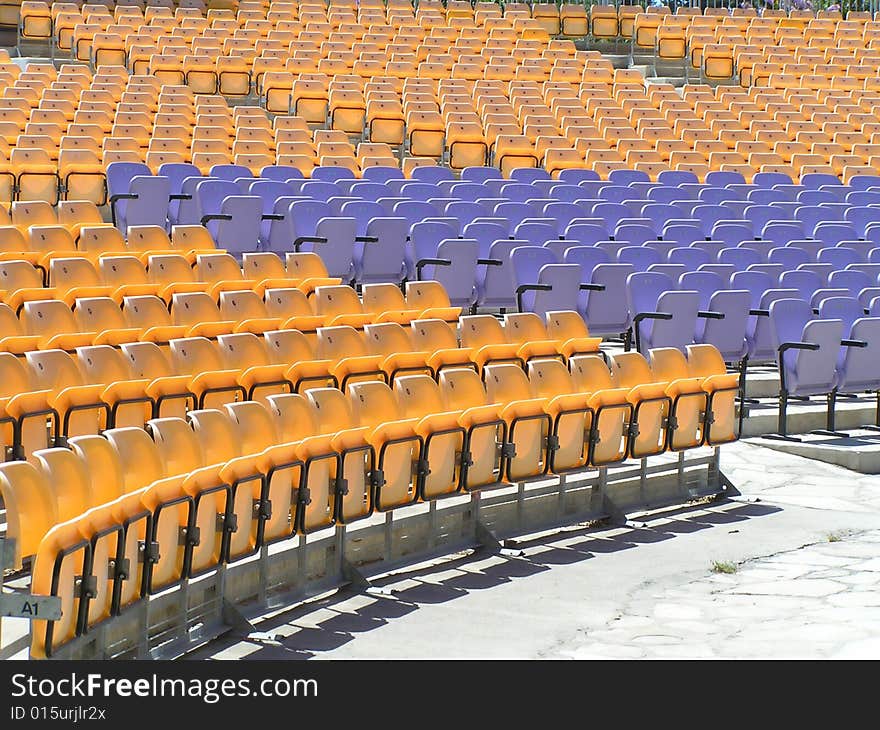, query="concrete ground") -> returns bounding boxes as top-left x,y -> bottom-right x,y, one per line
187,440 -> 880,660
